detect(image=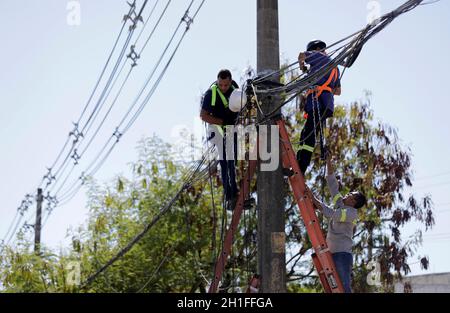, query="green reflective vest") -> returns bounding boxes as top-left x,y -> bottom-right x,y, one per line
211,84 -> 235,108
